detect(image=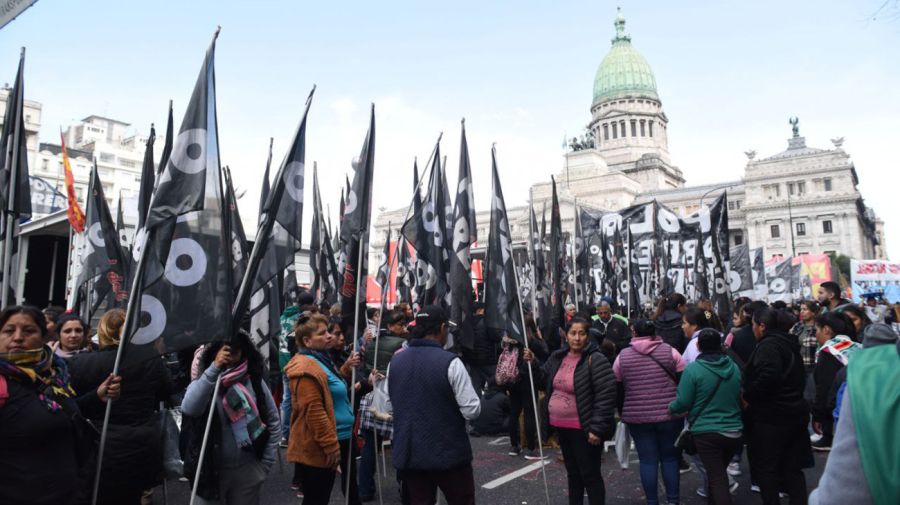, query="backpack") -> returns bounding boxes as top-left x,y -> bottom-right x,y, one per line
495,343 -> 519,386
